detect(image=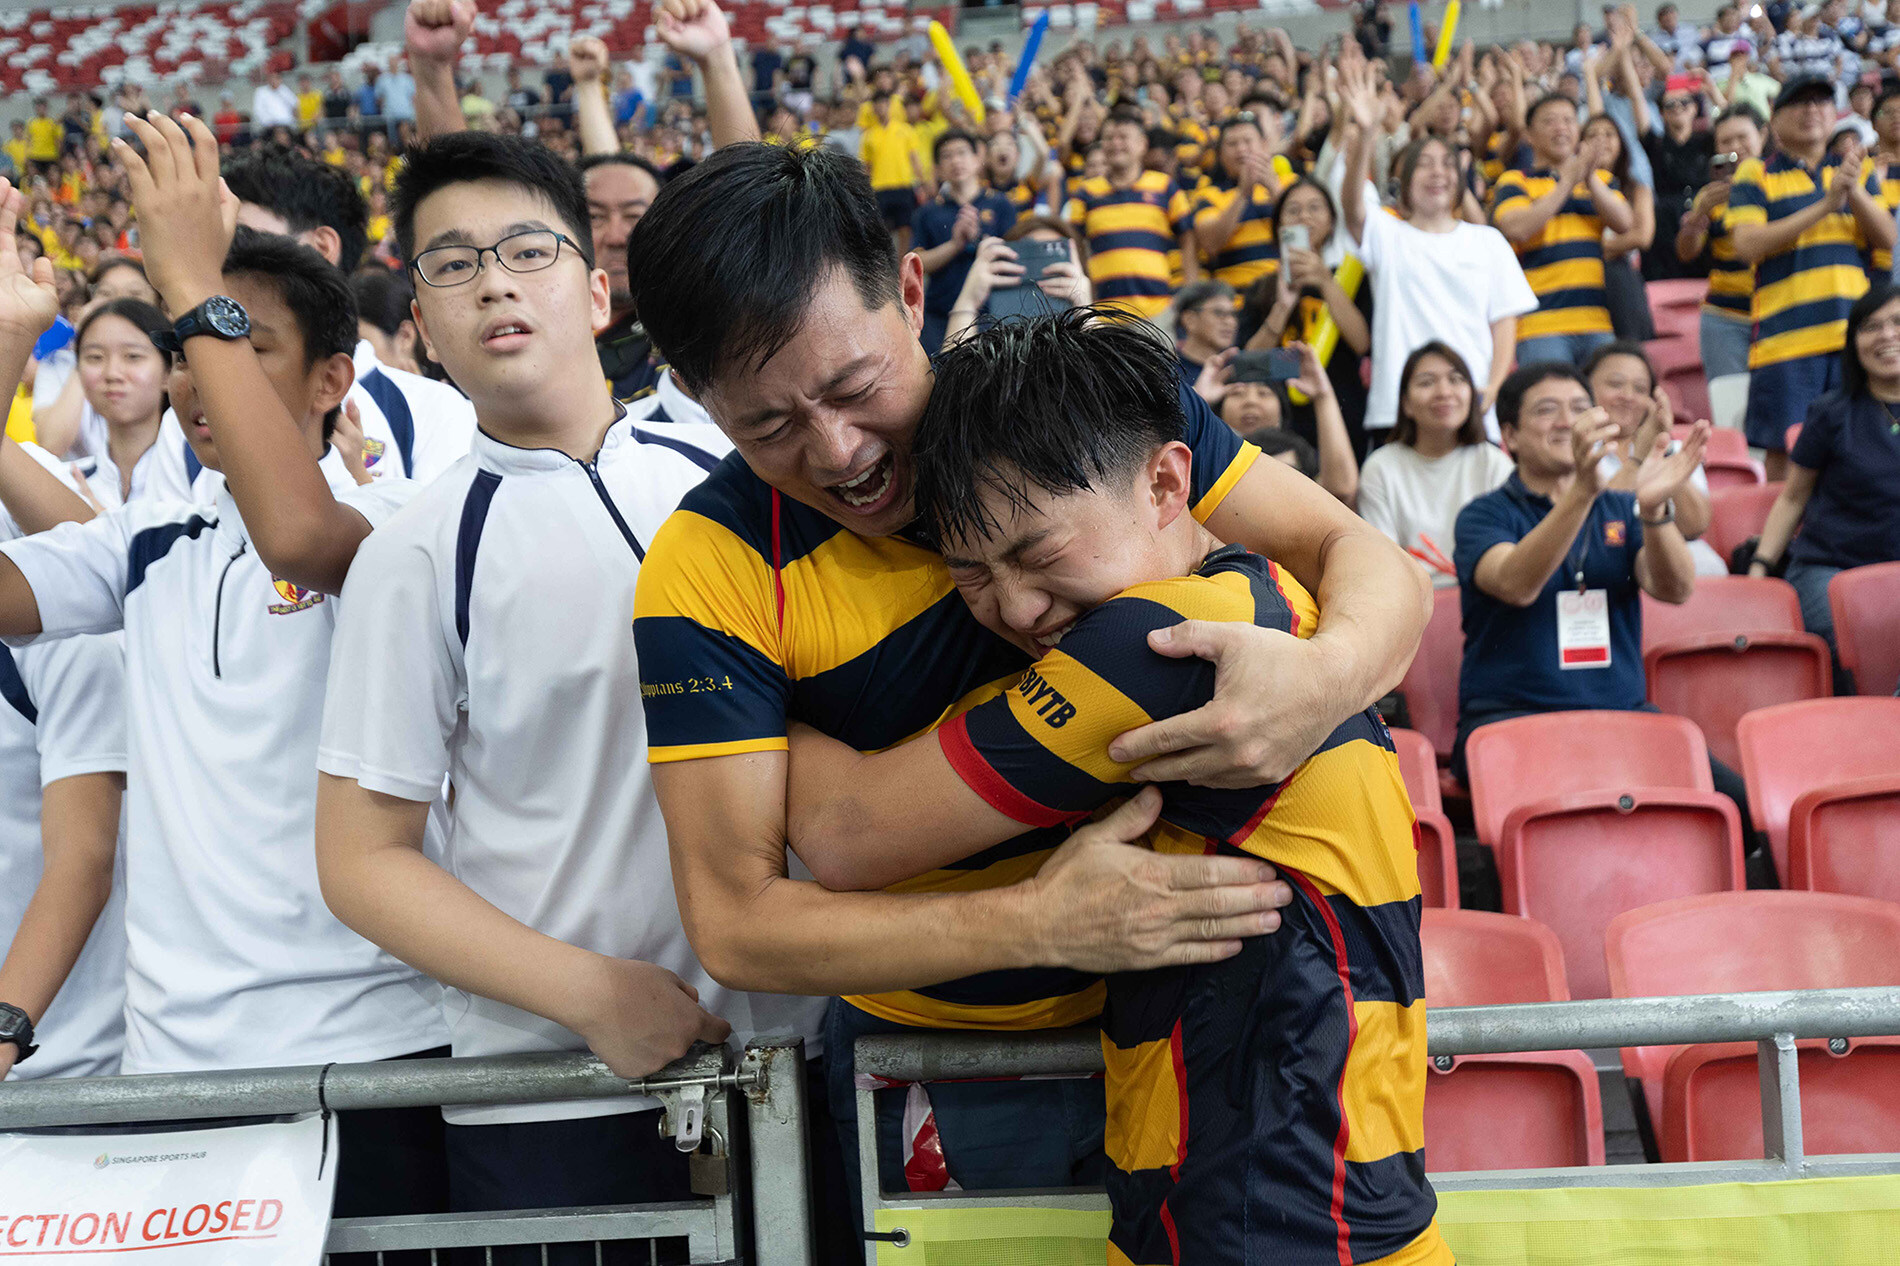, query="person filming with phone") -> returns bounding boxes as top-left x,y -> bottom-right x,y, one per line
942,217 -> 1093,347
912,129 -> 1017,355
1676,103 -> 1765,380
1237,177 -> 1374,459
